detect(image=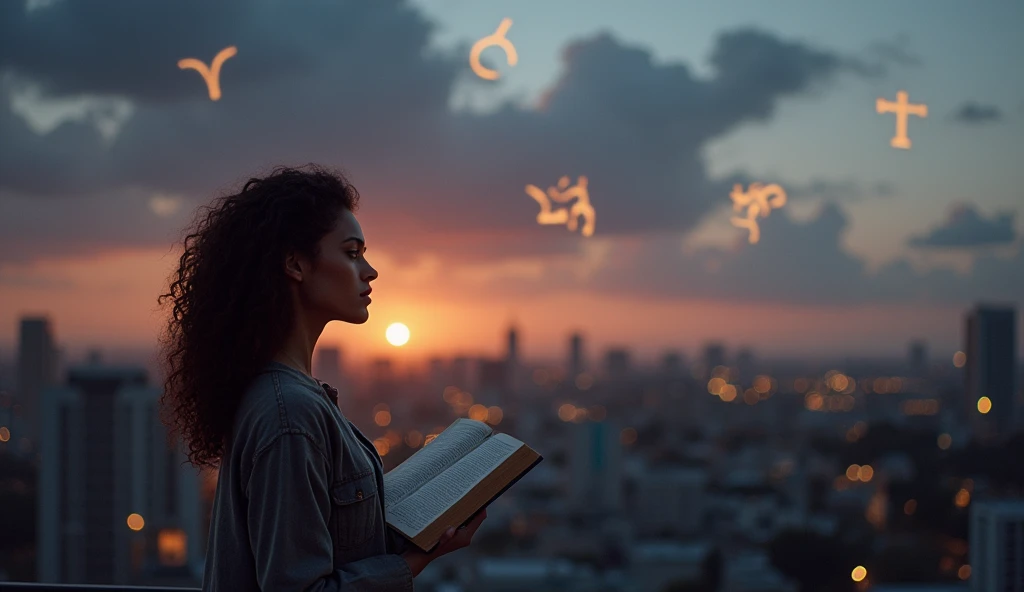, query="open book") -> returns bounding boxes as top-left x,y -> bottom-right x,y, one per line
383,418 -> 543,552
